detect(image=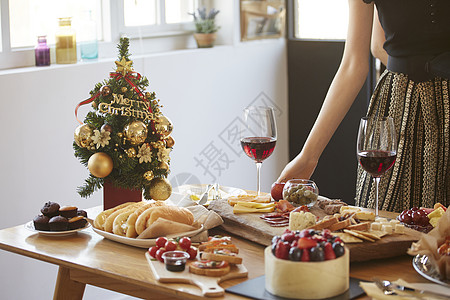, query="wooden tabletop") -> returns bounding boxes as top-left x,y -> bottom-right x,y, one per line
0,206 -> 433,300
